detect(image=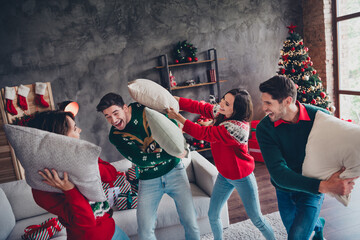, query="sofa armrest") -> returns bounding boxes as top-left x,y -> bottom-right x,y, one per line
190,151 -> 218,196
